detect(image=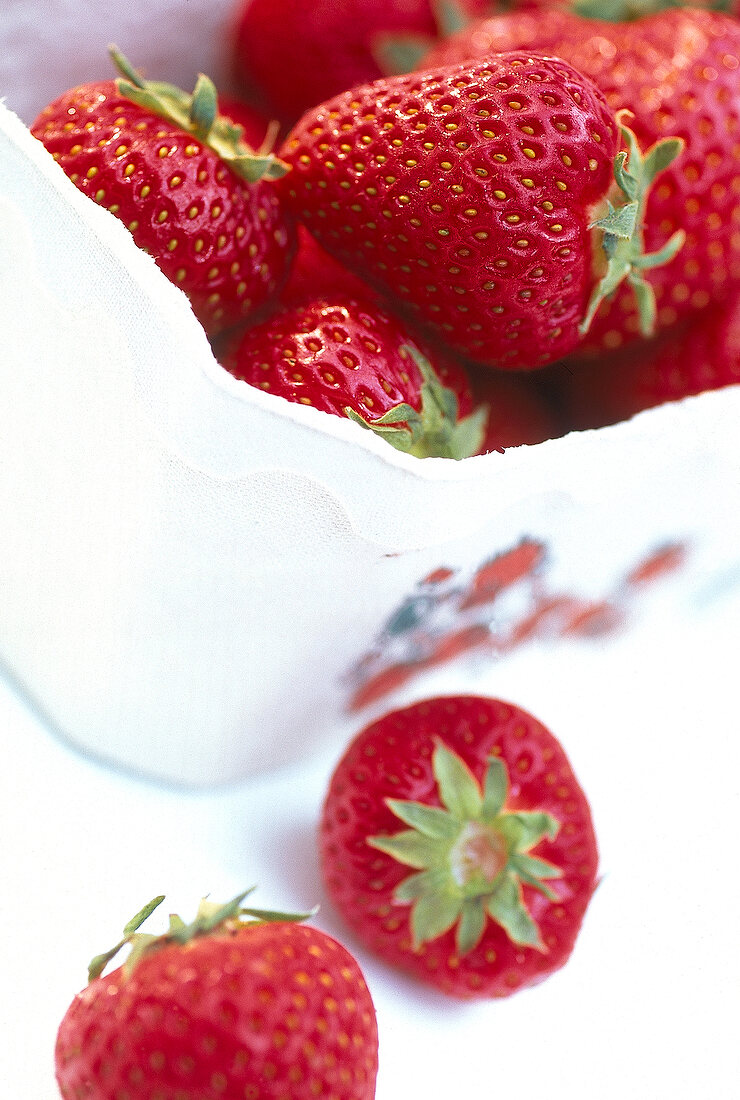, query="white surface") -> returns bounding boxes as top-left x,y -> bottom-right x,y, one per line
2,587 -> 739,1099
